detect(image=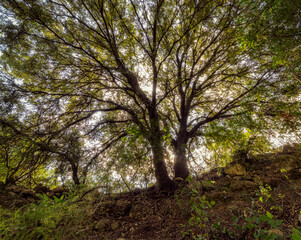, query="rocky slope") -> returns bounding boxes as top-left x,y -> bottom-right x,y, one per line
1,144 -> 301,239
